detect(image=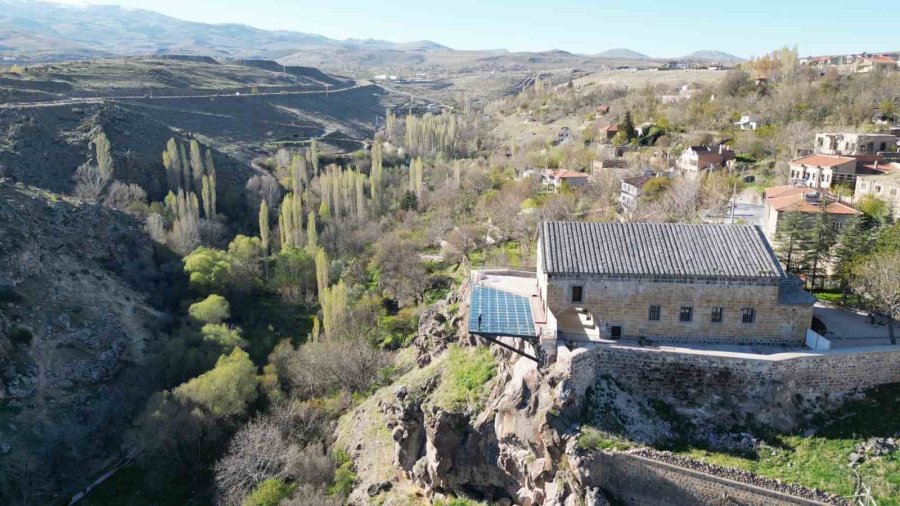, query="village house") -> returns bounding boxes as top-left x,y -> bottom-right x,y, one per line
734,114 -> 760,130
618,173 -> 657,216
815,132 -> 898,156
855,163 -> 900,220
675,144 -> 735,177
543,169 -> 589,190
761,185 -> 861,240
535,222 -> 814,345
788,154 -> 858,189
599,124 -> 618,142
